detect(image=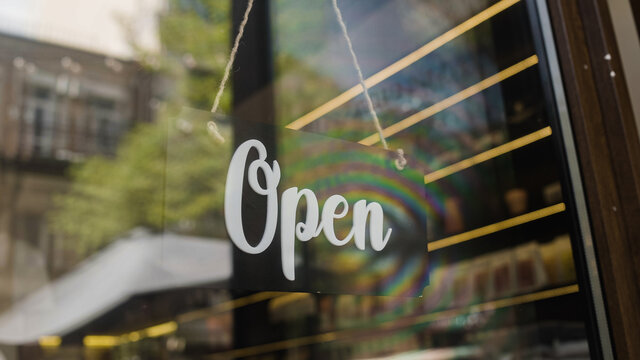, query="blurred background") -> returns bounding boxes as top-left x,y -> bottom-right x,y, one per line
0,0 -> 607,359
